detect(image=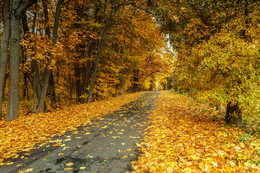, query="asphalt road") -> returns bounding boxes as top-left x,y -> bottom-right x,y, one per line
0,92 -> 159,173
